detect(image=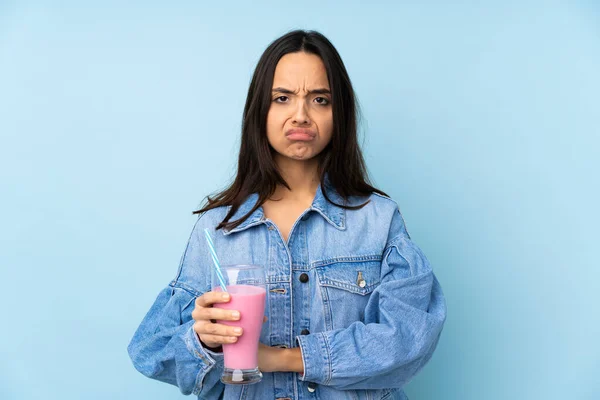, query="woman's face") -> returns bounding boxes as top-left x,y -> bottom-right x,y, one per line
266,52 -> 333,162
